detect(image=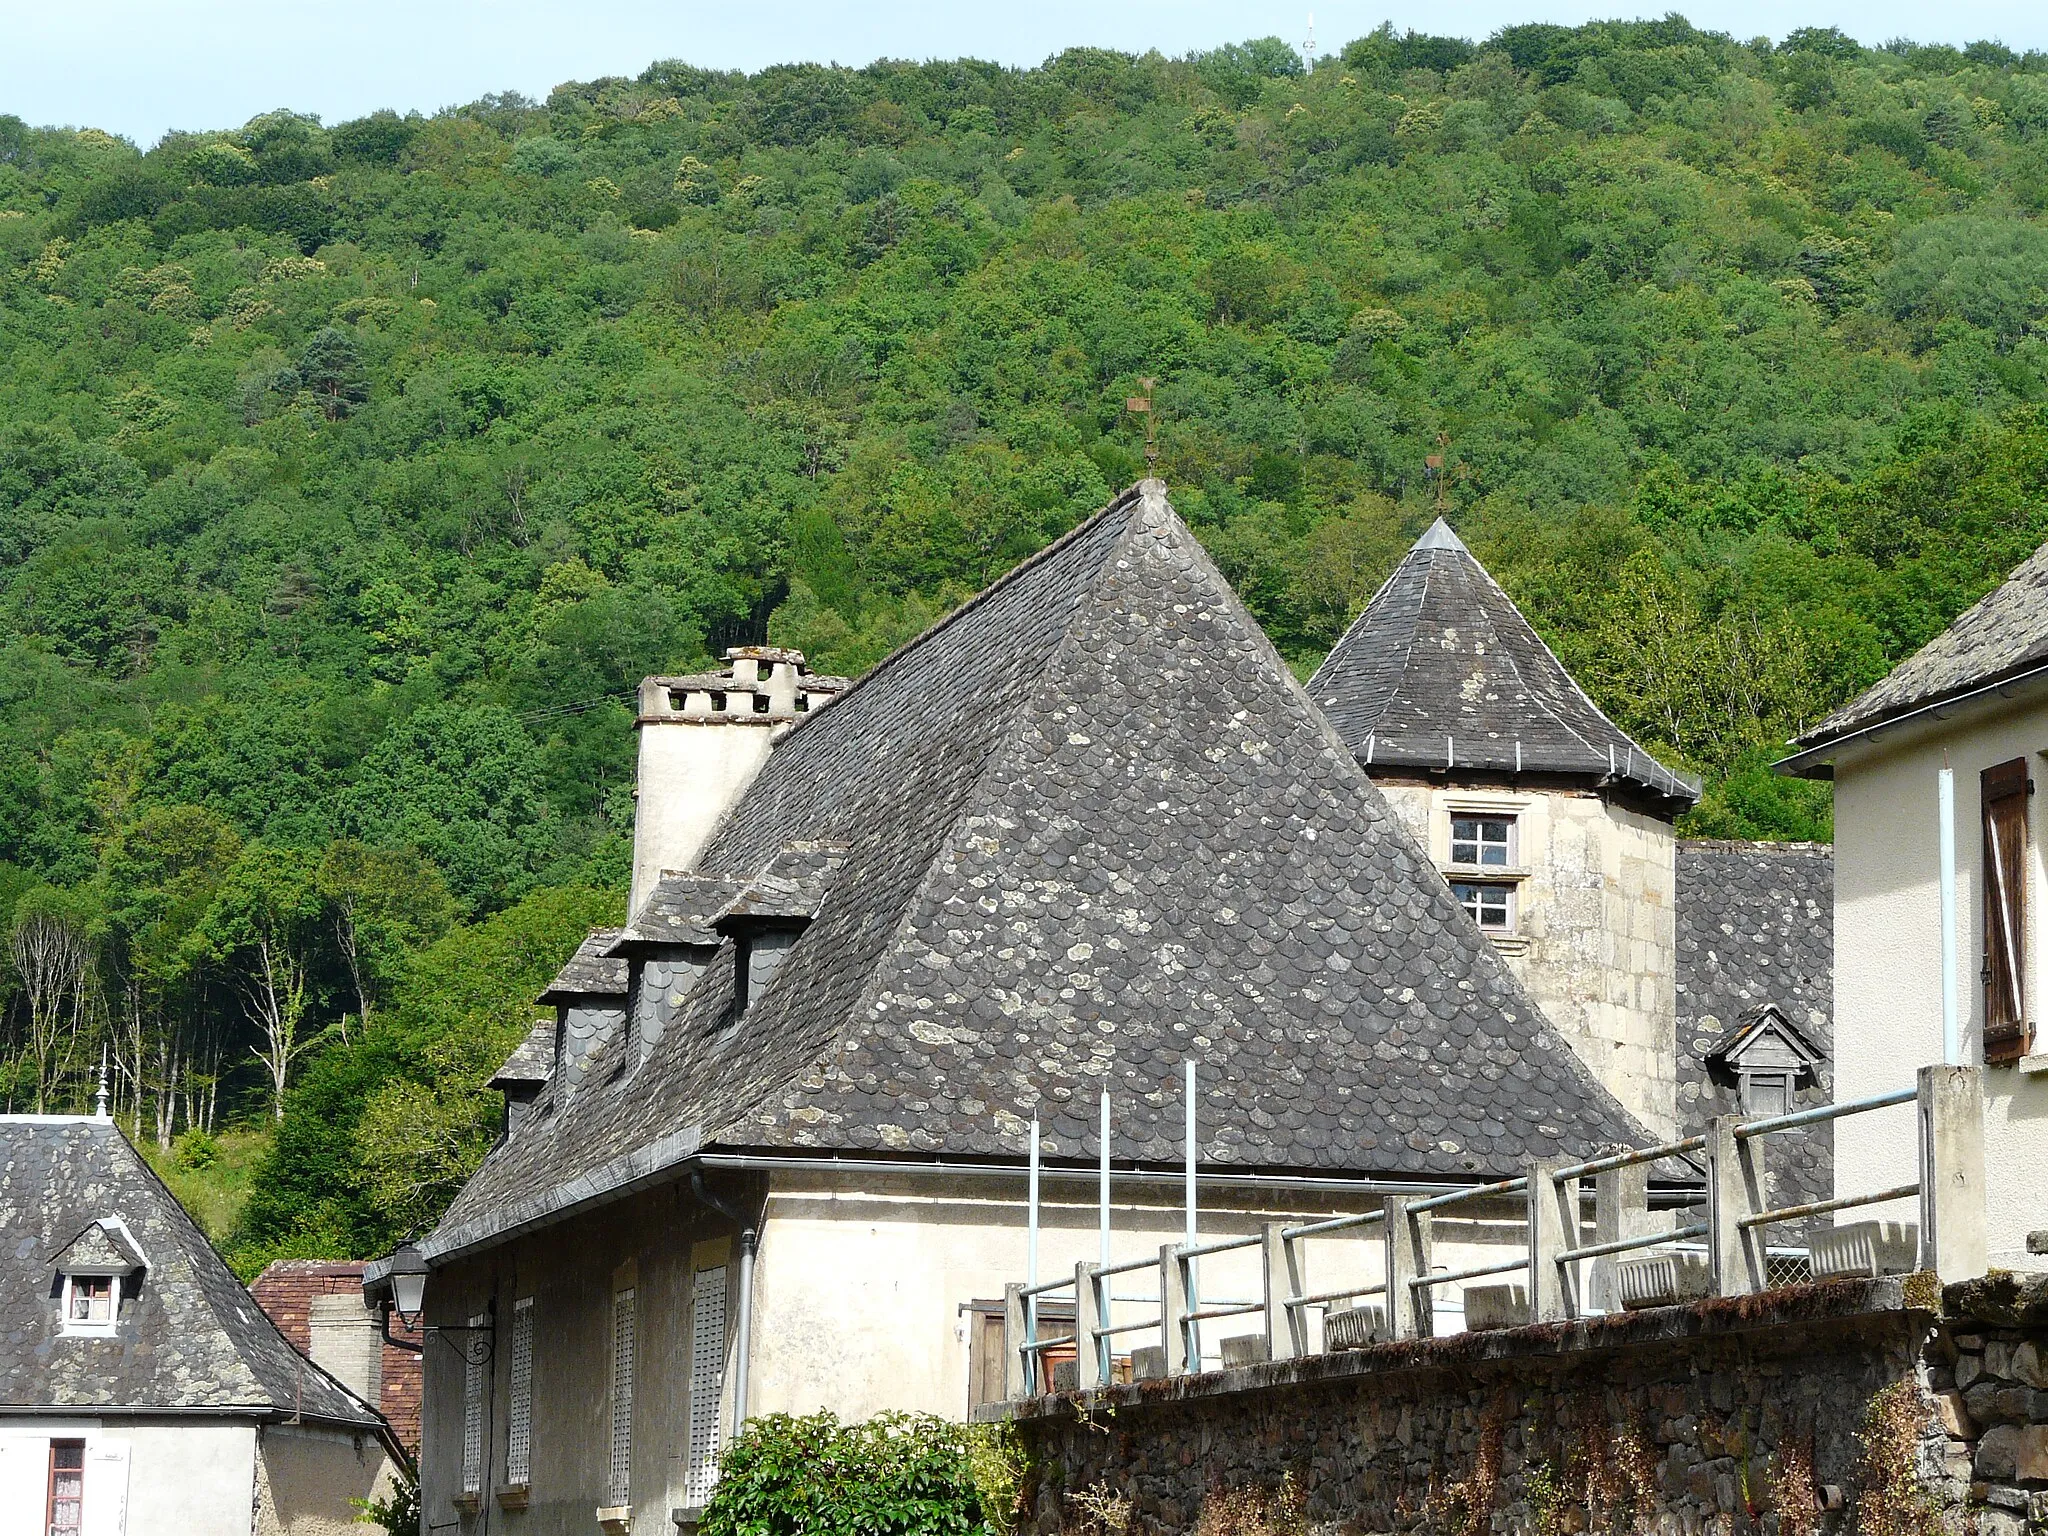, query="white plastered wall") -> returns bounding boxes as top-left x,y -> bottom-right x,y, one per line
747,1169 -> 1533,1421
0,1418 -> 257,1536
1830,687 -> 2048,1263
629,720 -> 780,912
1376,781 -> 1678,1138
